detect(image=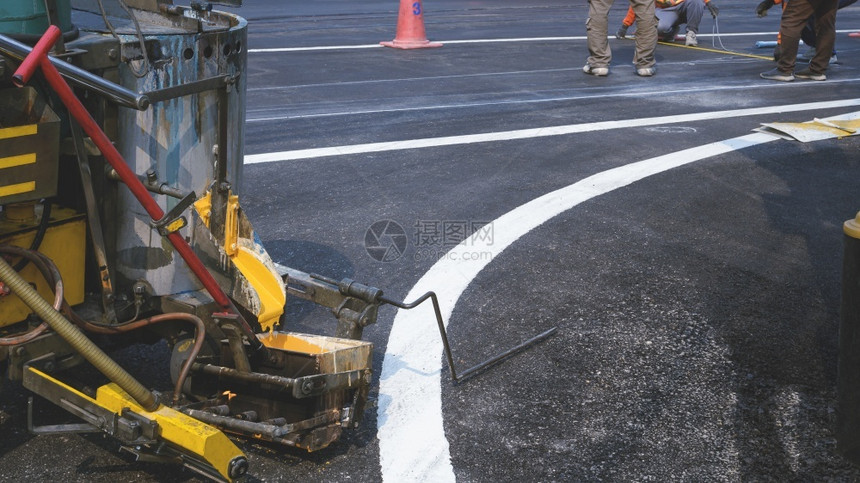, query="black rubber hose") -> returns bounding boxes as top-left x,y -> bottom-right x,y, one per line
11,202 -> 51,272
